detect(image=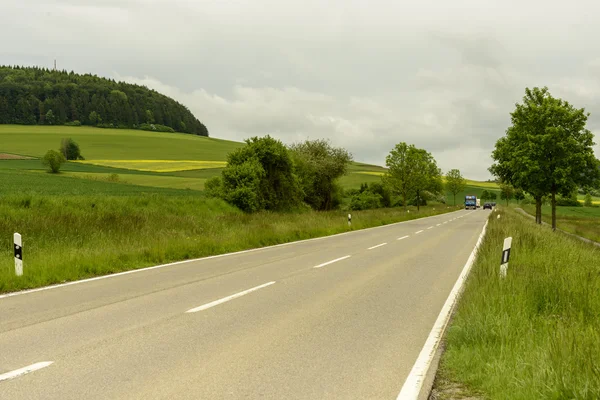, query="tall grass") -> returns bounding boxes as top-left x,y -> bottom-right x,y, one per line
436,207 -> 600,399
0,194 -> 460,293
